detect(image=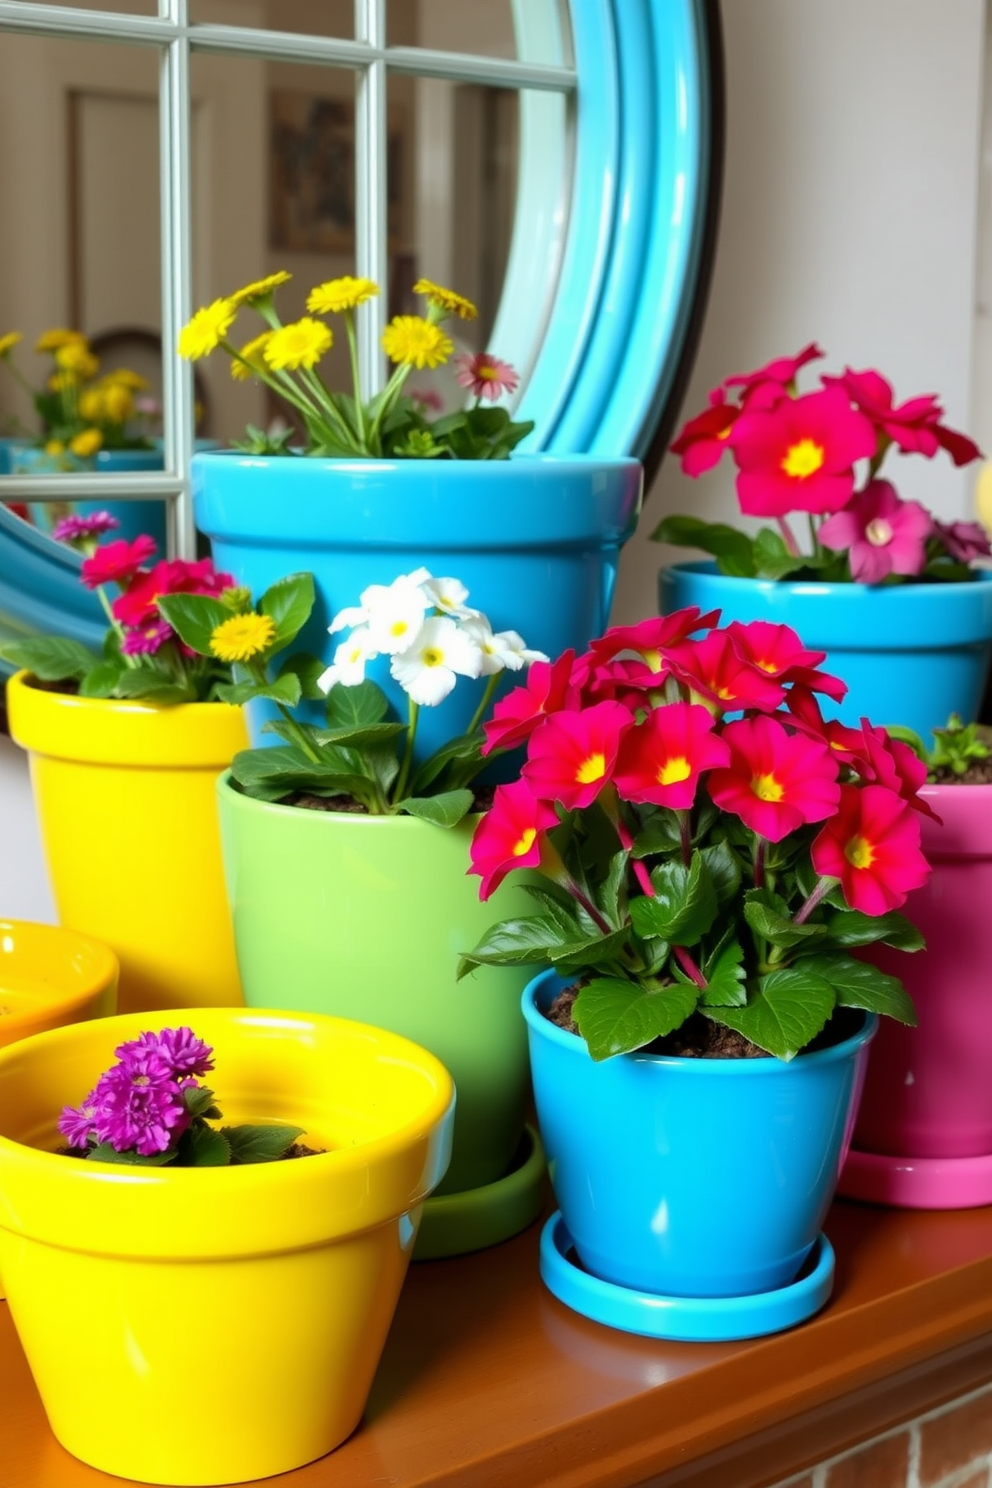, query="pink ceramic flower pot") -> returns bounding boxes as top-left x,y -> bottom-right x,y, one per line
839,783 -> 992,1208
